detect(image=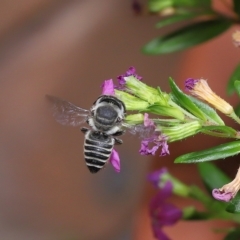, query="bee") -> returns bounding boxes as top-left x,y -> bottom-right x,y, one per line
46,95 -> 126,173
